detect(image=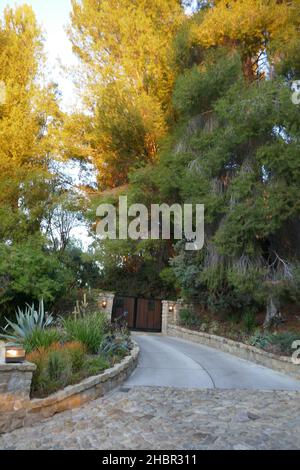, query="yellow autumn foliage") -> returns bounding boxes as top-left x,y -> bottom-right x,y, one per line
67,0 -> 185,188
